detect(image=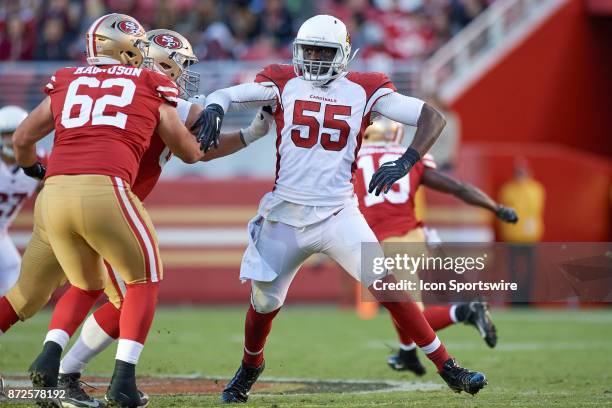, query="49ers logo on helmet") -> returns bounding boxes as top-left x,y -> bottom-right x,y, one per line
153,34 -> 183,49
117,20 -> 143,35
